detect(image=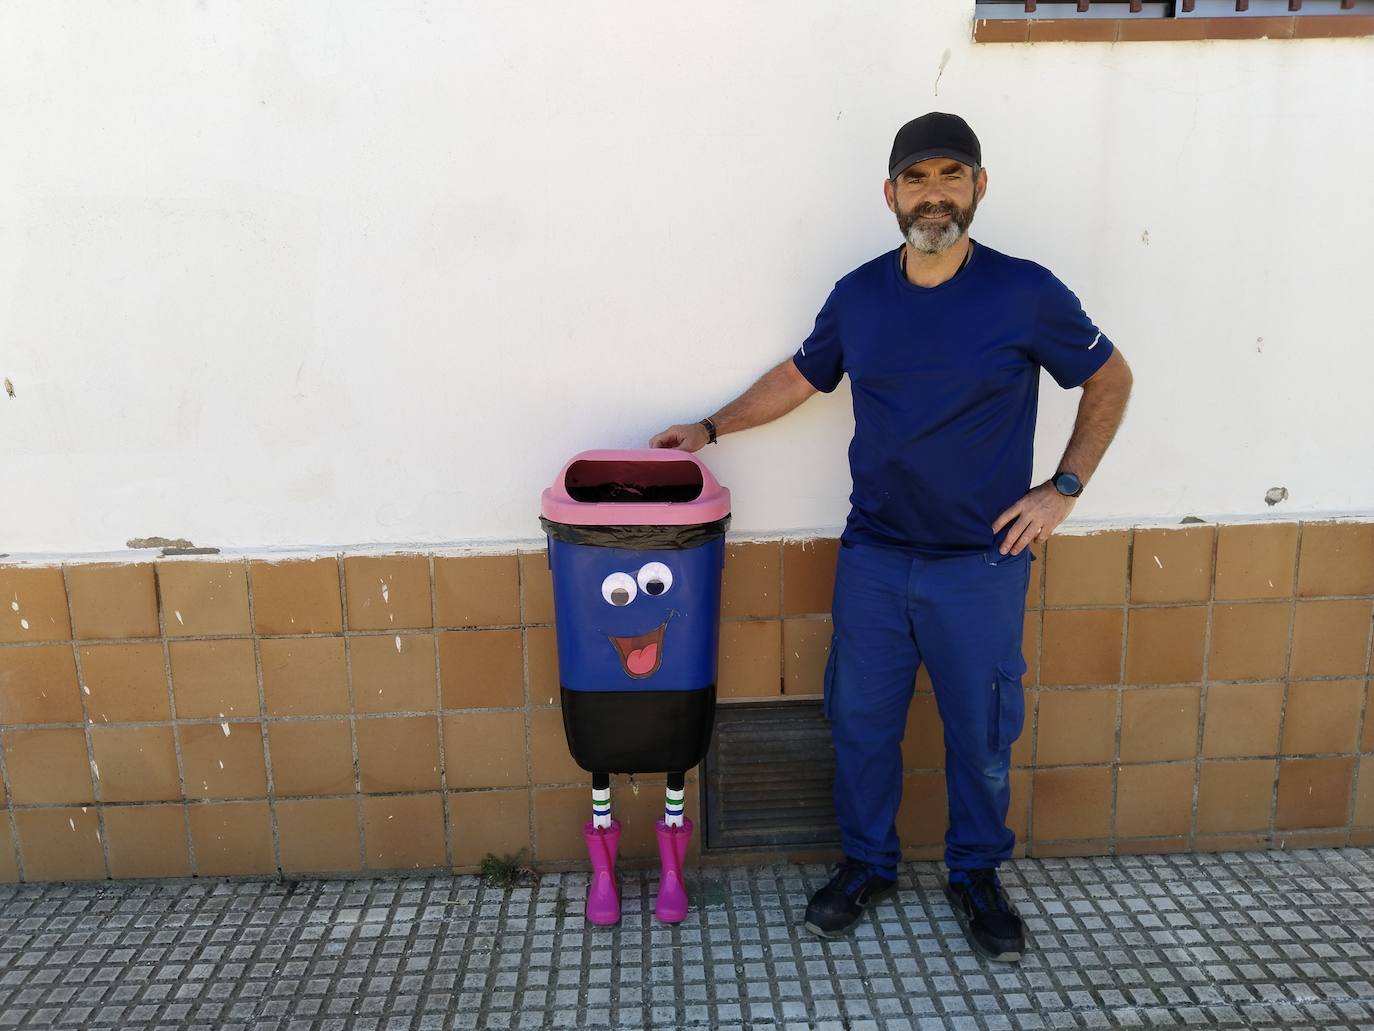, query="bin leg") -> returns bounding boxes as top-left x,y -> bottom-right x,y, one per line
655,771 -> 691,924
591,772 -> 613,829
583,774 -> 621,926
664,771 -> 685,828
